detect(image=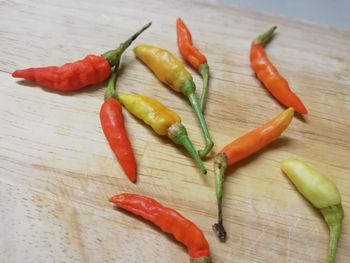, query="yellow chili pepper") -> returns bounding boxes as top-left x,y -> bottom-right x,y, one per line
134,45 -> 213,158
119,93 -> 207,174
281,160 -> 344,263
